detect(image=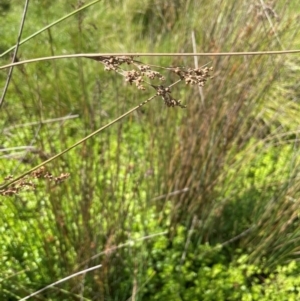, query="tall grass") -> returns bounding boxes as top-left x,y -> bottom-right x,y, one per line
158,0 -> 300,266
1,0 -> 300,300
